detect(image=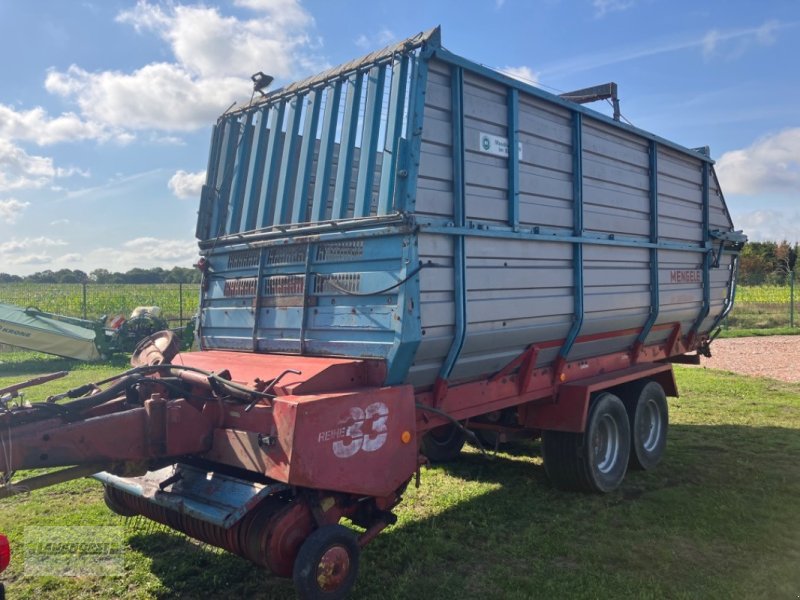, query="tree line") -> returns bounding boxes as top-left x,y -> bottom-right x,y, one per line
0,266 -> 201,284
0,241 -> 795,287
738,241 -> 797,286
